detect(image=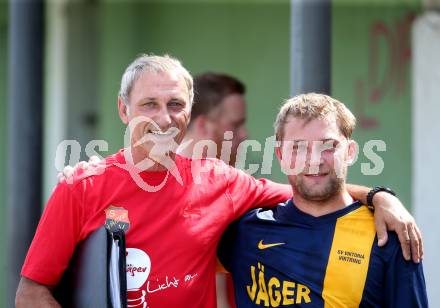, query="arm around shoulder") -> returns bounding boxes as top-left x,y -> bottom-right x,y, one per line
16,276 -> 61,308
